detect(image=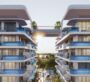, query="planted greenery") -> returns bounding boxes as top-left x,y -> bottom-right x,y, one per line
32,21 -> 37,30
55,21 -> 61,29
37,55 -> 56,70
